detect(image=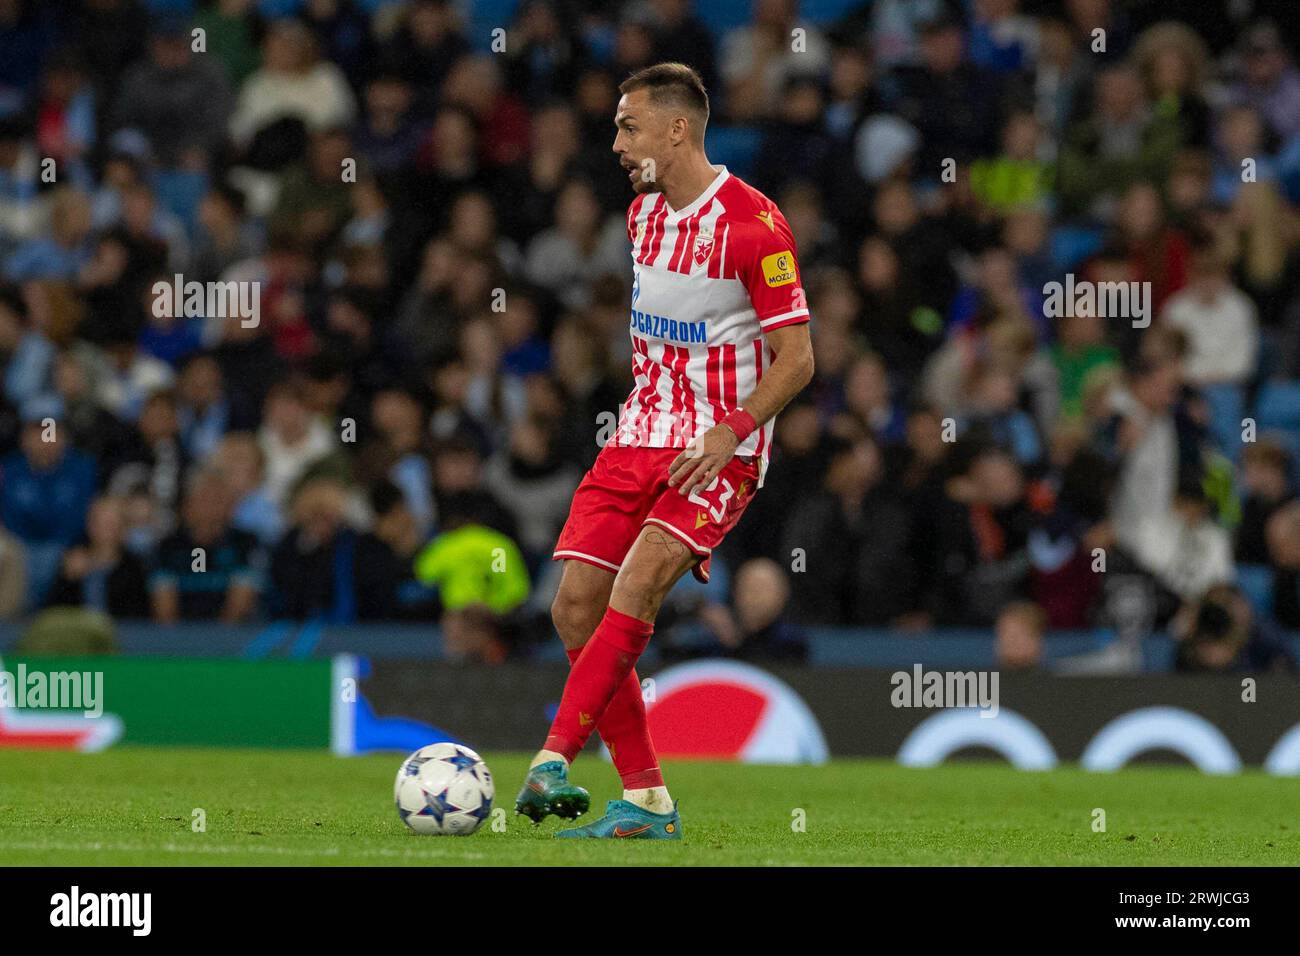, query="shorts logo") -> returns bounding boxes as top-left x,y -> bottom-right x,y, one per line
761,251 -> 796,287
694,511 -> 709,530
